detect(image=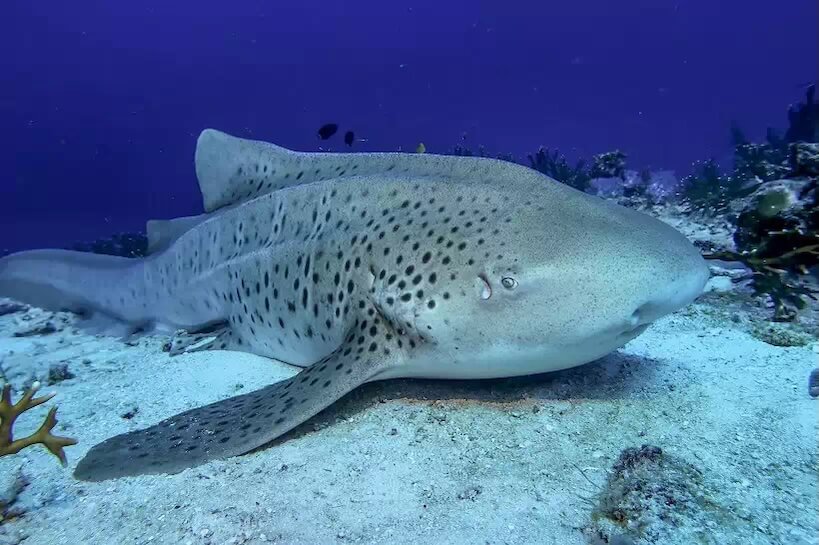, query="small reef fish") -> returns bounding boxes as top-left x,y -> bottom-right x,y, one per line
344,131 -> 355,147
317,123 -> 338,140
